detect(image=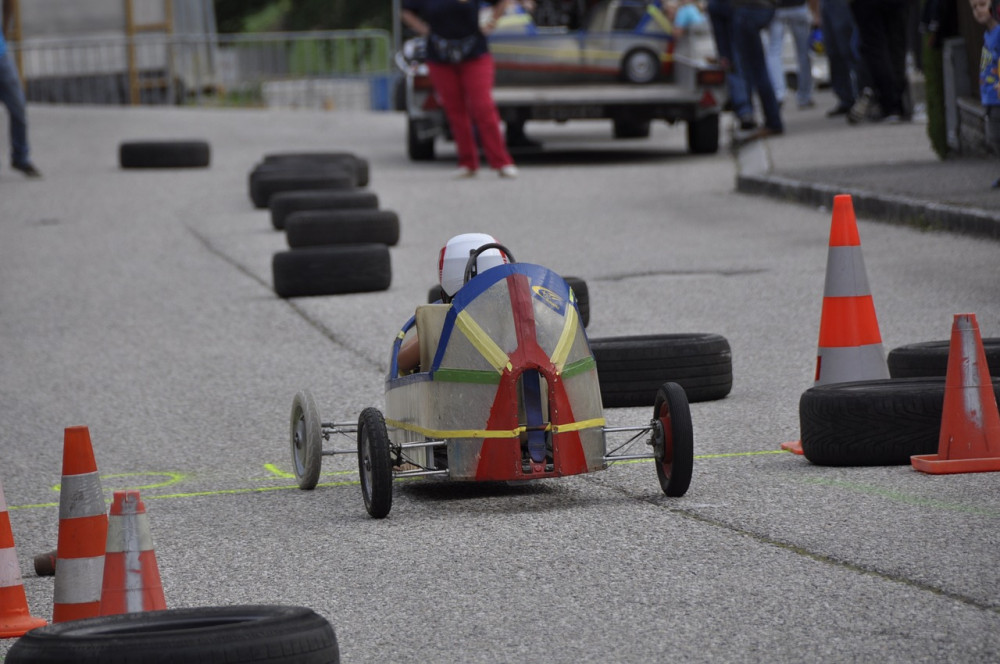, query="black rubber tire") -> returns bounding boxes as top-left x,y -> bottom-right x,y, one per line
887,338 -> 1000,378
652,382 -> 694,497
272,244 -> 392,298
249,164 -> 355,209
590,333 -> 733,406
119,140 -> 210,168
407,119 -> 436,161
799,377 -> 1000,466
5,605 -> 339,664
285,209 -> 400,248
563,276 -> 589,328
262,152 -> 370,187
687,114 -> 720,154
270,190 -> 380,230
357,407 -> 393,519
290,391 -> 322,490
